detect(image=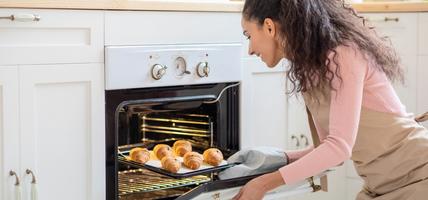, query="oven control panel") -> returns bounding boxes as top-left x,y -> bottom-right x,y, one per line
105,44 -> 242,90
